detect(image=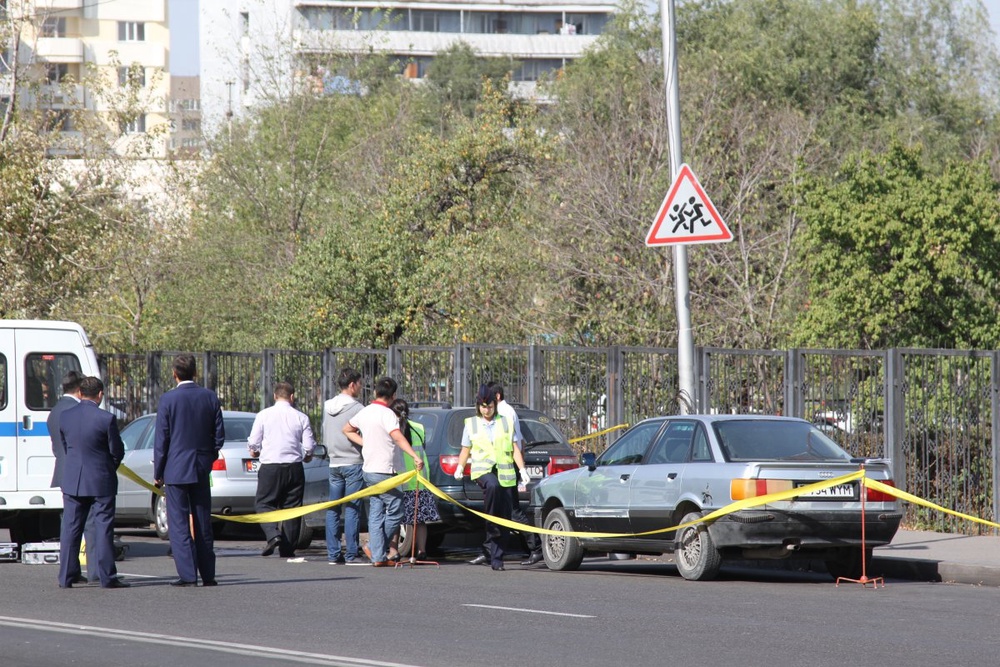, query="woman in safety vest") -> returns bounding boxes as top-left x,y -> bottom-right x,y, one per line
453,384 -> 531,570
392,399 -> 440,561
